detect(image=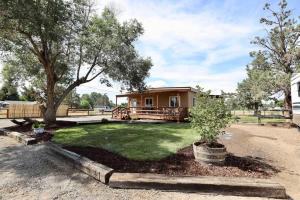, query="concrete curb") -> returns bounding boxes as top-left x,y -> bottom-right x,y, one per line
46,142 -> 114,184
0,128 -> 37,145
109,173 -> 287,199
